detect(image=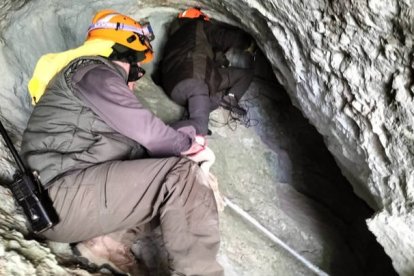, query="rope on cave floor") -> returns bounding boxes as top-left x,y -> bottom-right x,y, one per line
223,197 -> 330,276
